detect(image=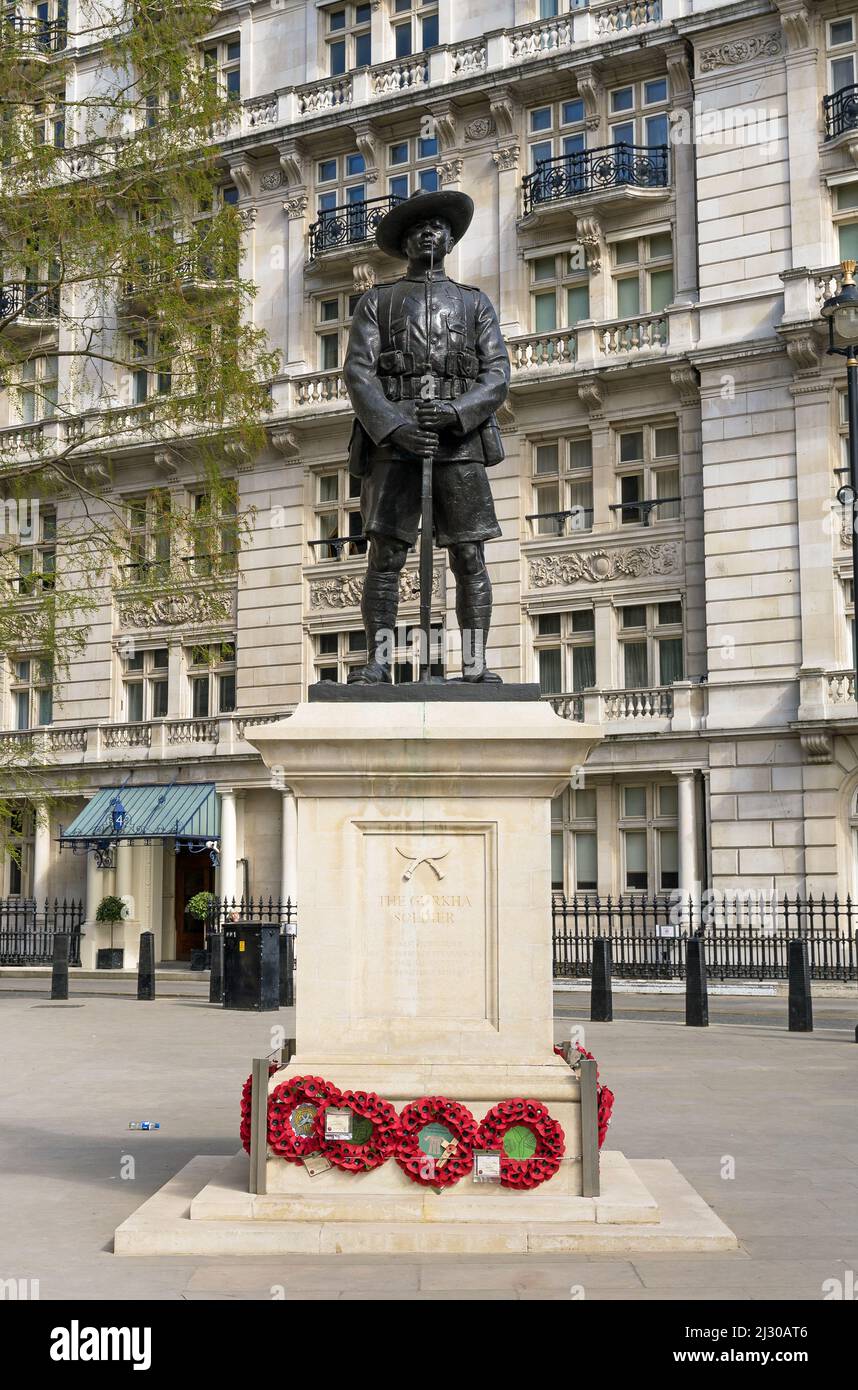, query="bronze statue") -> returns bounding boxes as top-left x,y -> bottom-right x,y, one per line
343,189 -> 510,684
